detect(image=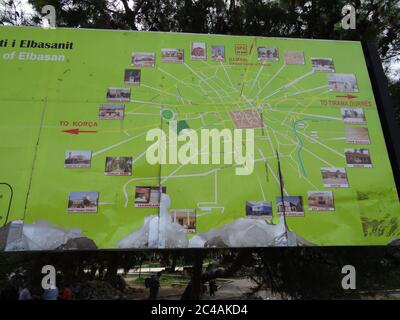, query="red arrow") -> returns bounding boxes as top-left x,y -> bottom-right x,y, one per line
63,128 -> 97,135
336,94 -> 358,99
